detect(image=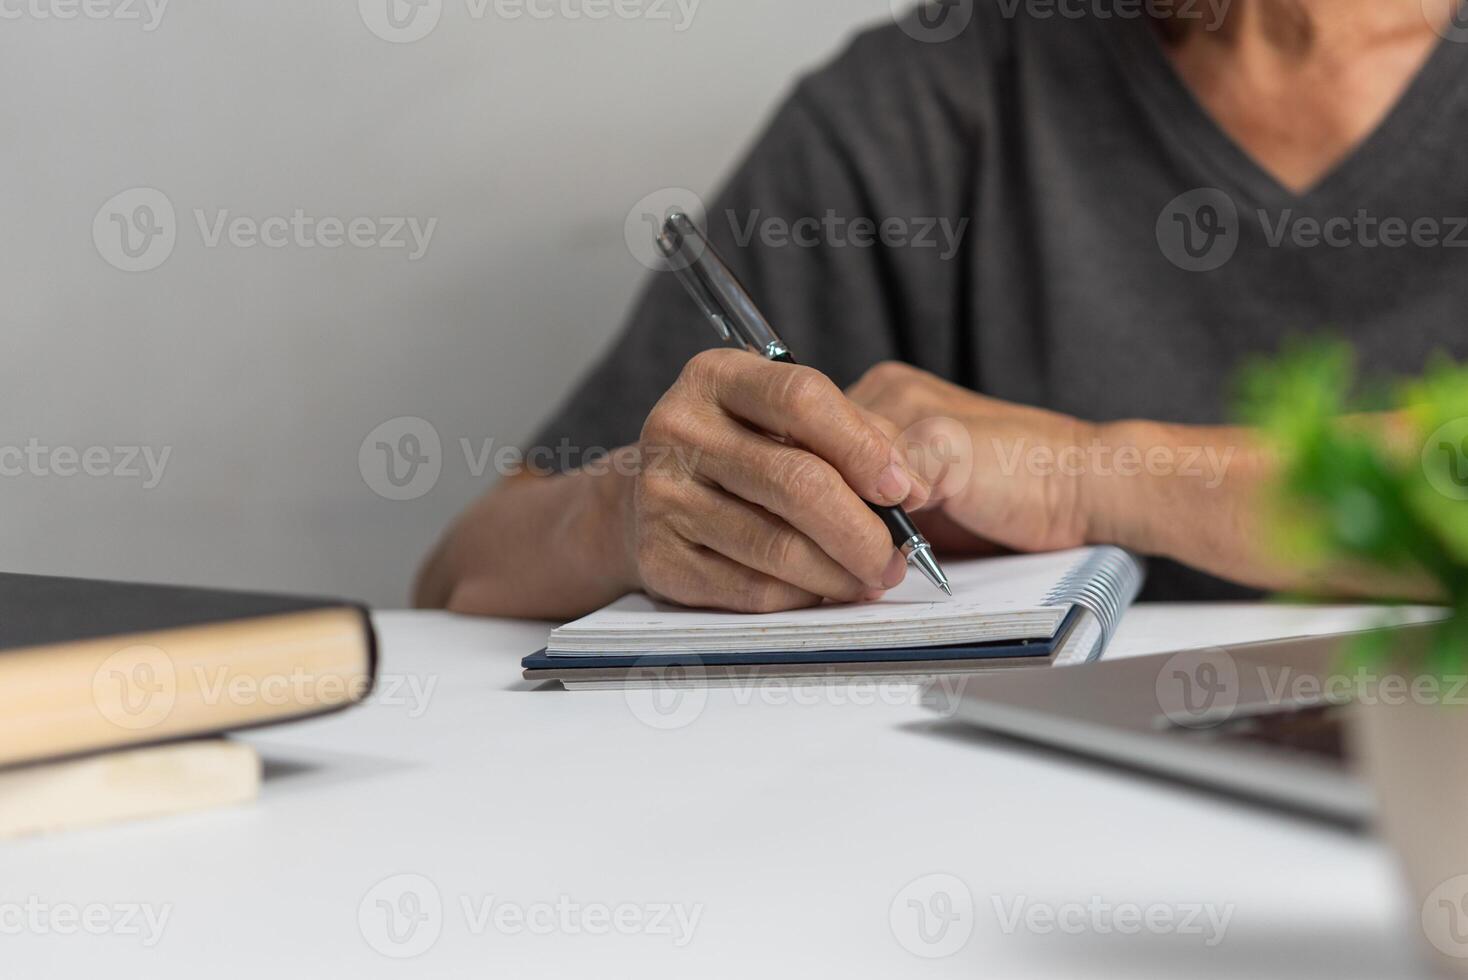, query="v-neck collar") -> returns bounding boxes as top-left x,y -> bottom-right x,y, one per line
1101,9 -> 1468,210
